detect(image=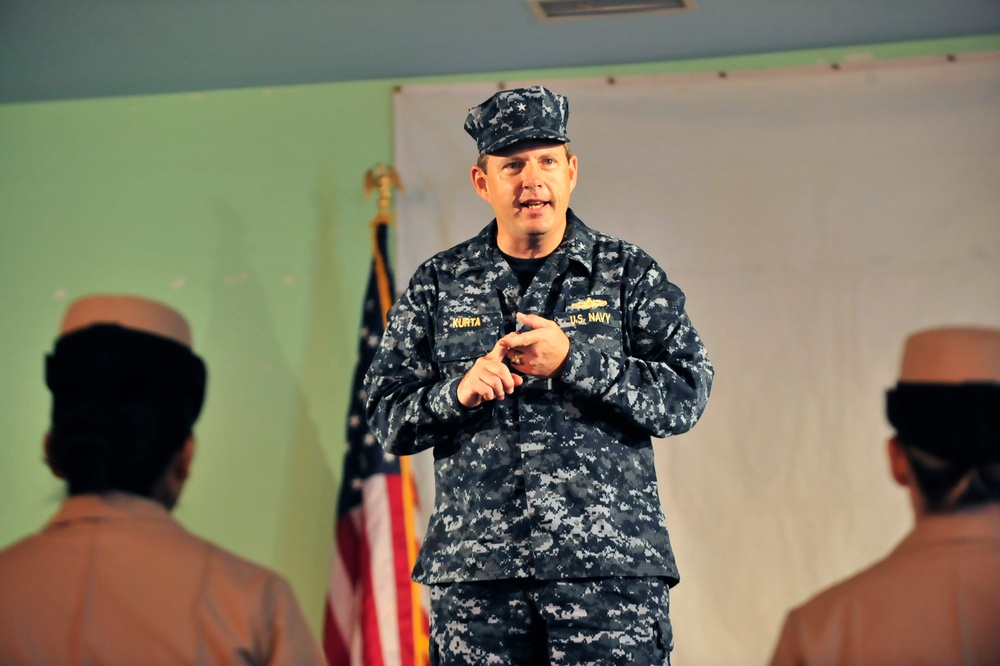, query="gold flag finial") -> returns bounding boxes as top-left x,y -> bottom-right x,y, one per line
364,164 -> 404,222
